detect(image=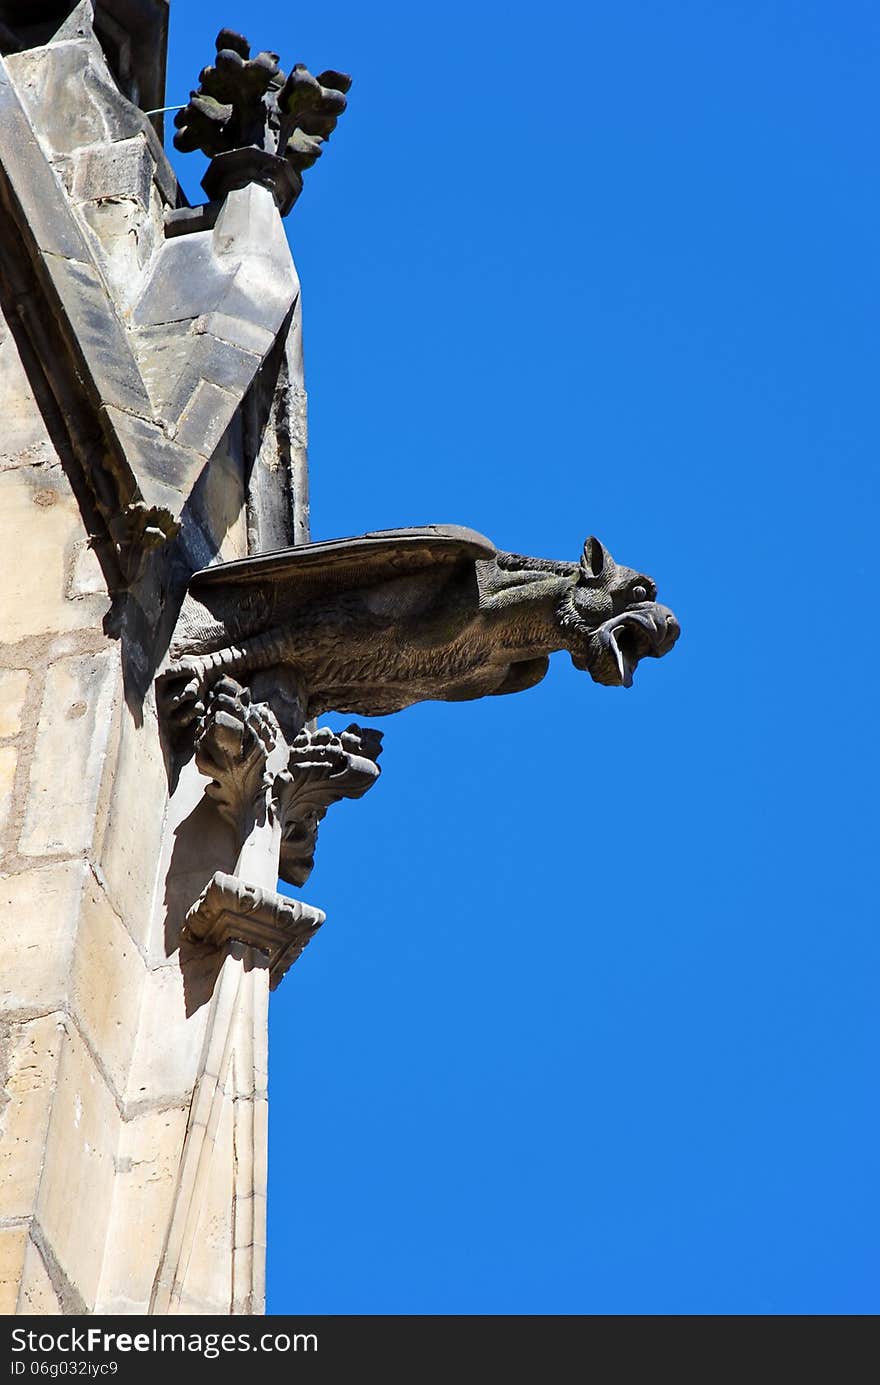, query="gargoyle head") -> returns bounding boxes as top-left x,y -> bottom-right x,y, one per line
559,537 -> 680,687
